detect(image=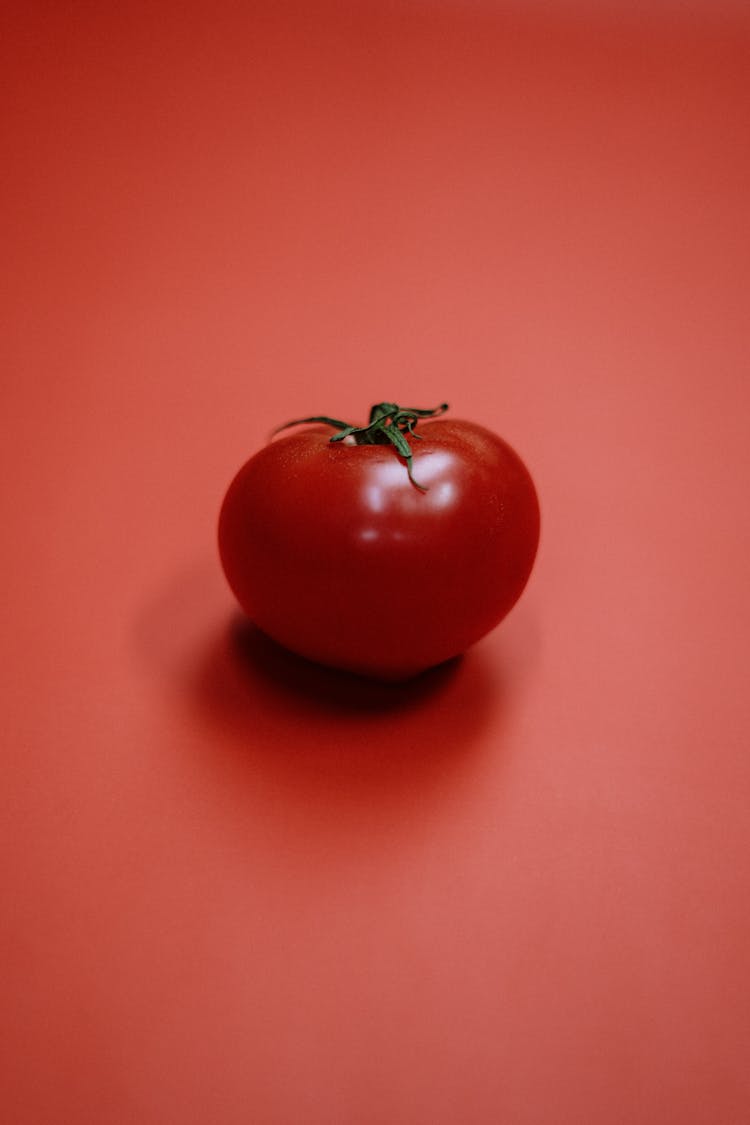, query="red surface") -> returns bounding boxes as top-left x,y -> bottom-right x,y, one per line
2,3 -> 750,1123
